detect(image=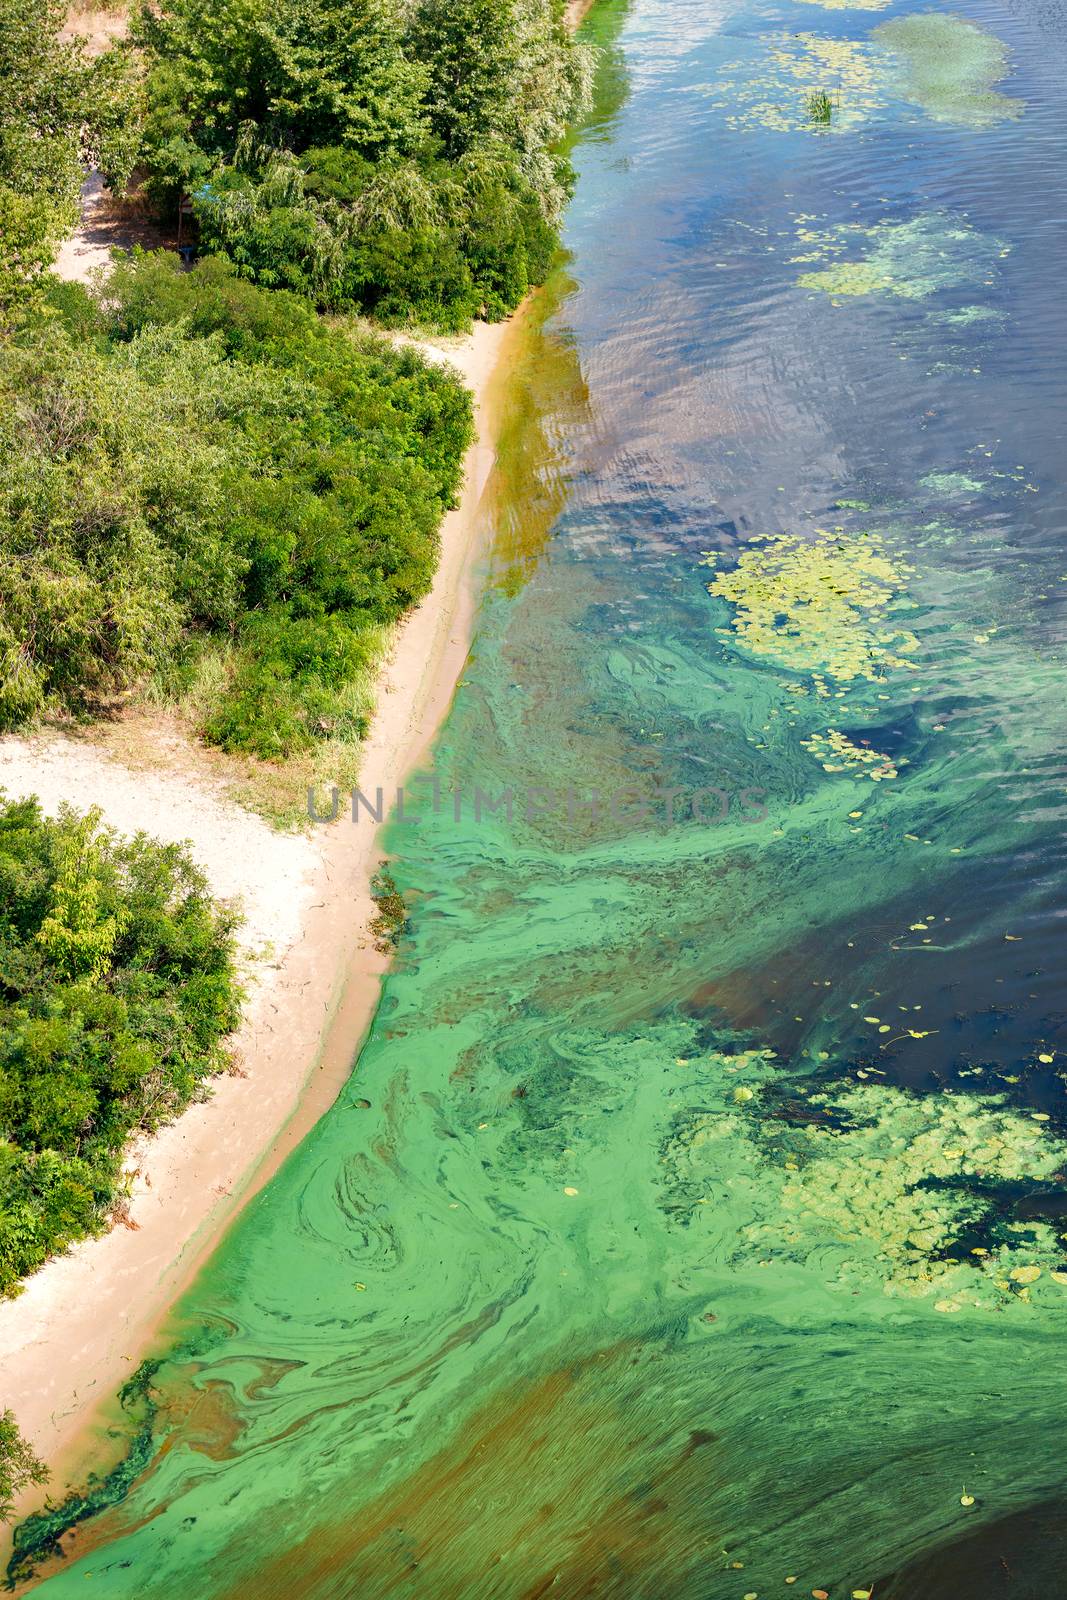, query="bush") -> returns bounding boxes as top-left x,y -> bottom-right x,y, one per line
0,794 -> 242,1295
0,1409 -> 46,1522
131,0 -> 594,328
0,257 -> 473,757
